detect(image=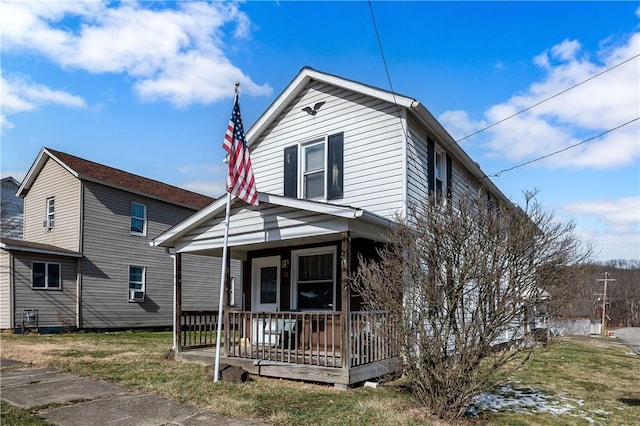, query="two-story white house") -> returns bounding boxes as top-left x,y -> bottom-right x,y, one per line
153,67 -> 512,387
0,148 -> 242,333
